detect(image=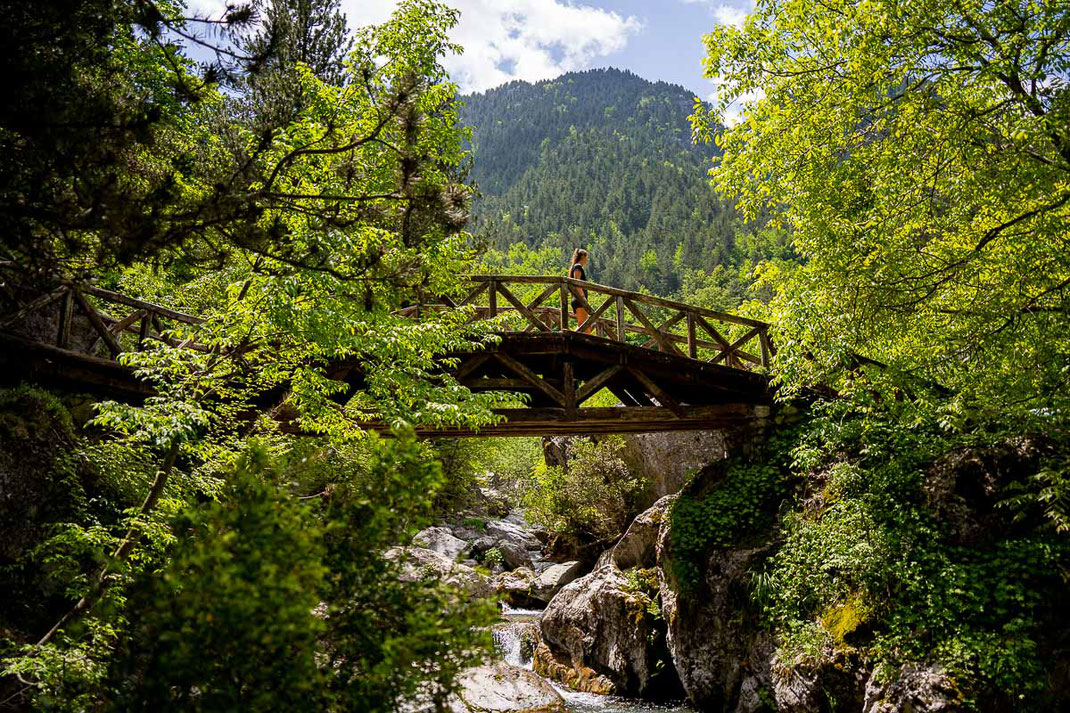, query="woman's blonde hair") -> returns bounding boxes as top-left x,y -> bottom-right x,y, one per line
569,248 -> 588,266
